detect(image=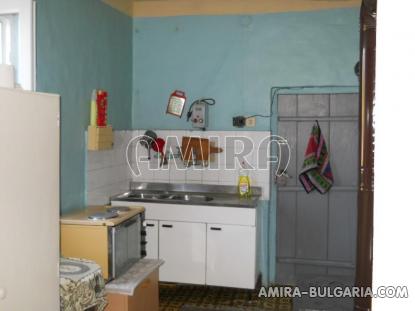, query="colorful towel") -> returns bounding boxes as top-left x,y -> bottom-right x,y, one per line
299,122 -> 333,194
